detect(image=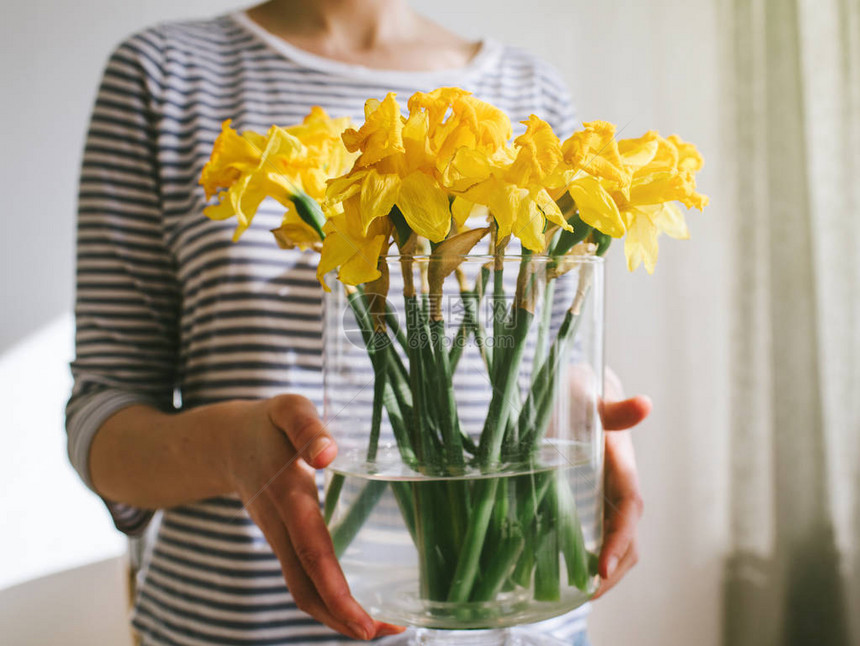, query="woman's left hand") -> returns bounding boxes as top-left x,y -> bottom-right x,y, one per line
591,369 -> 651,599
